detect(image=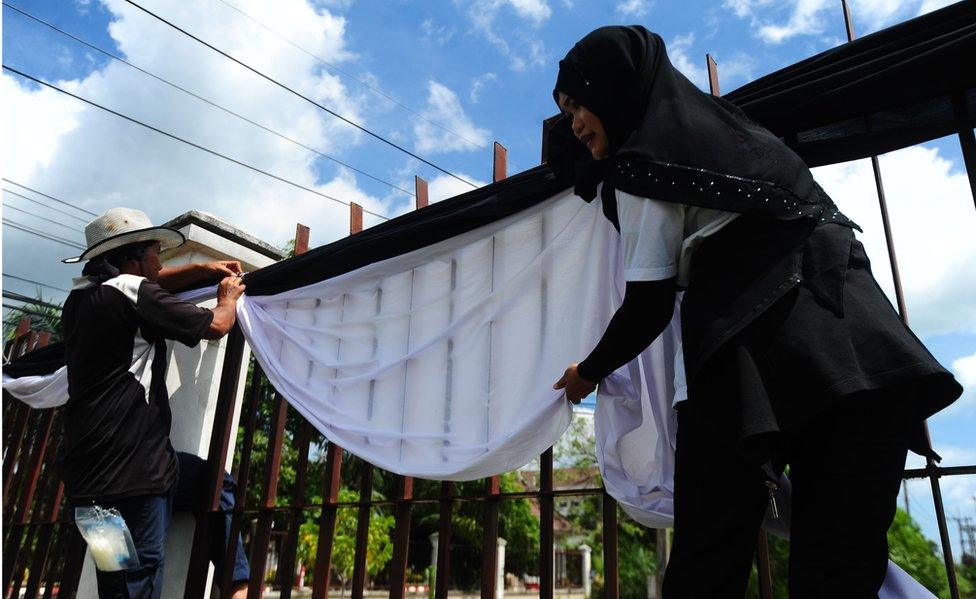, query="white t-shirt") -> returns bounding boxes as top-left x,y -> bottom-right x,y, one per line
615,188 -> 738,286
